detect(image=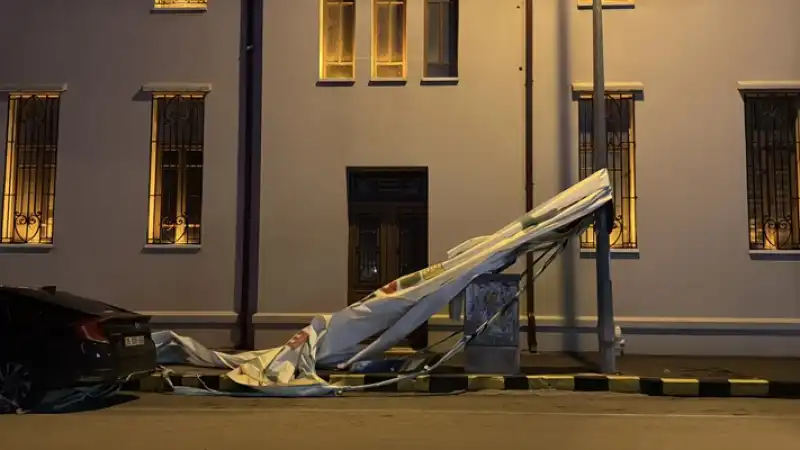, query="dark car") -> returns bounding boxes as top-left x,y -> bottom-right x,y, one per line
0,286 -> 157,412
